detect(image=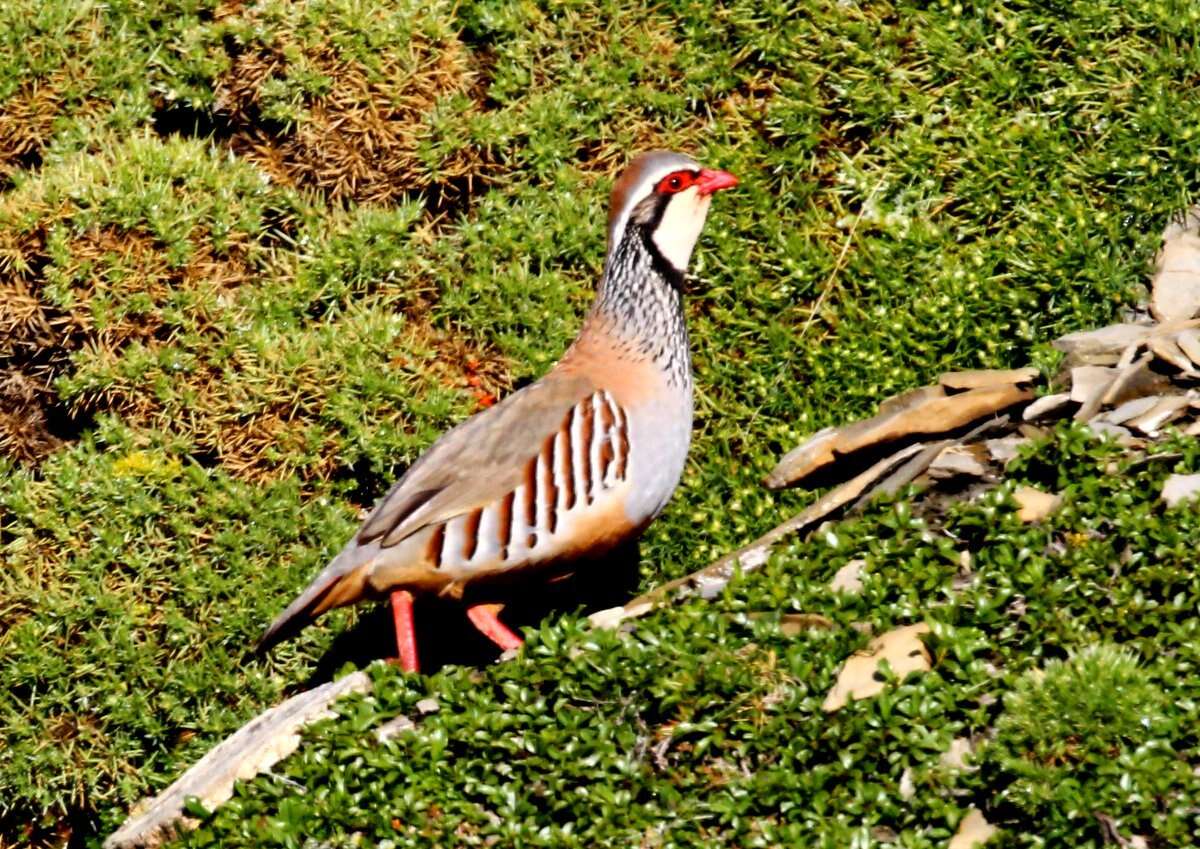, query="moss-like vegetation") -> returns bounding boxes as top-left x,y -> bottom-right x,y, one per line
172,428 -> 1200,848
1,0 -> 1199,846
